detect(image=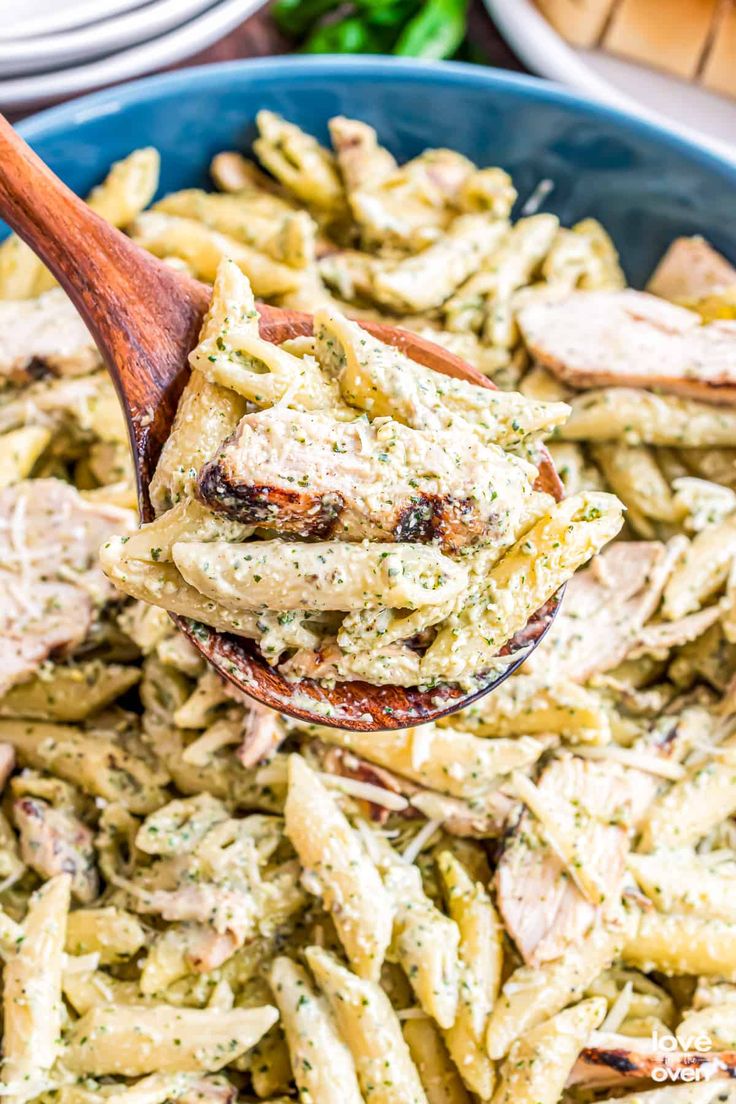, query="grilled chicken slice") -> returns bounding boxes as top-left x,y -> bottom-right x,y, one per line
0,289 -> 100,387
0,480 -> 135,695
197,408 -> 536,553
496,755 -> 639,966
569,1032 -> 736,1091
648,235 -> 736,303
527,539 -> 679,682
14,797 -> 99,903
518,289 -> 736,404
